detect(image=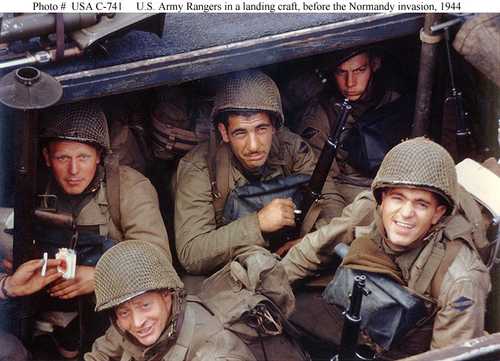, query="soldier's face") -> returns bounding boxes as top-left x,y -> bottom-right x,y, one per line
381,188 -> 447,251
115,291 -> 172,347
43,141 -> 100,195
218,112 -> 275,171
334,53 -> 380,101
